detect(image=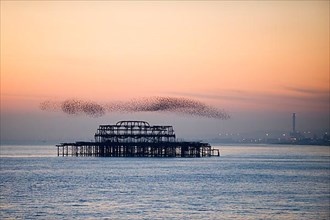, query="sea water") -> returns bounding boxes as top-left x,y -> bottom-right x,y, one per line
0,144 -> 329,219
